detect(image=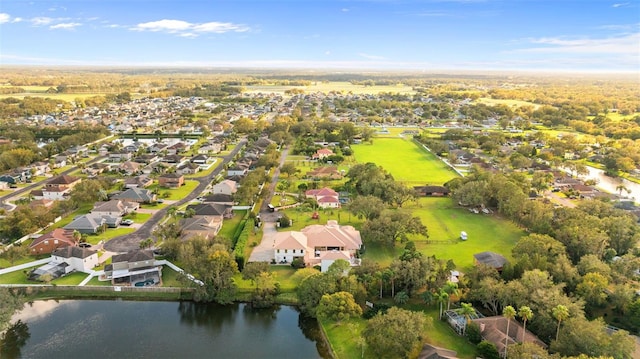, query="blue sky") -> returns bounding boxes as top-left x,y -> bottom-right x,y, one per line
0,0 -> 638,72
